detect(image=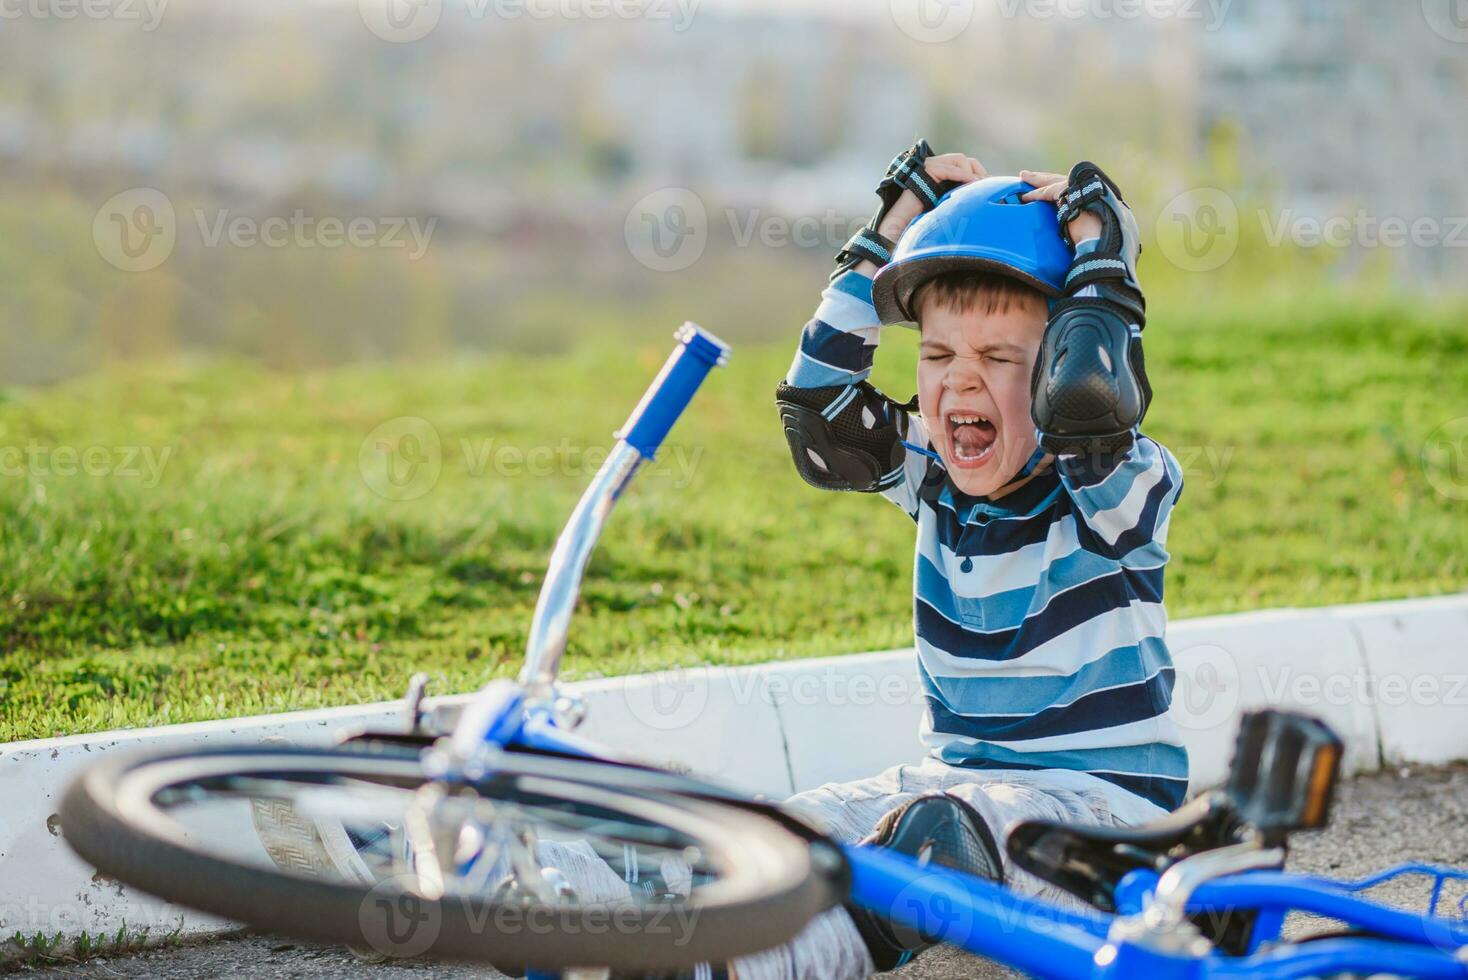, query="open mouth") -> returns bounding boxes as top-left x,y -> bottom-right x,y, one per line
946,411 -> 998,468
